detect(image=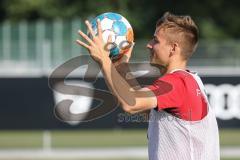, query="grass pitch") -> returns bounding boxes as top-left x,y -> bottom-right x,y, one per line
0,129 -> 239,160
0,129 -> 239,148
